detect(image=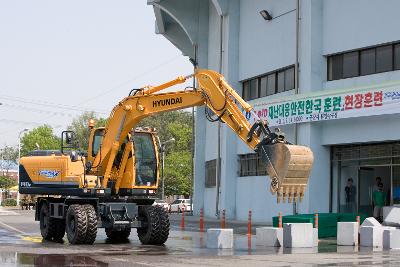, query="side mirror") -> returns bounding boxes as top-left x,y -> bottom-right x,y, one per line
61,131 -> 77,154
66,132 -> 73,145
